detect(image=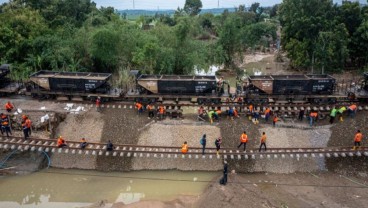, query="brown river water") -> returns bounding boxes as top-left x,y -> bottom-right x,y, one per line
0,168 -> 218,207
